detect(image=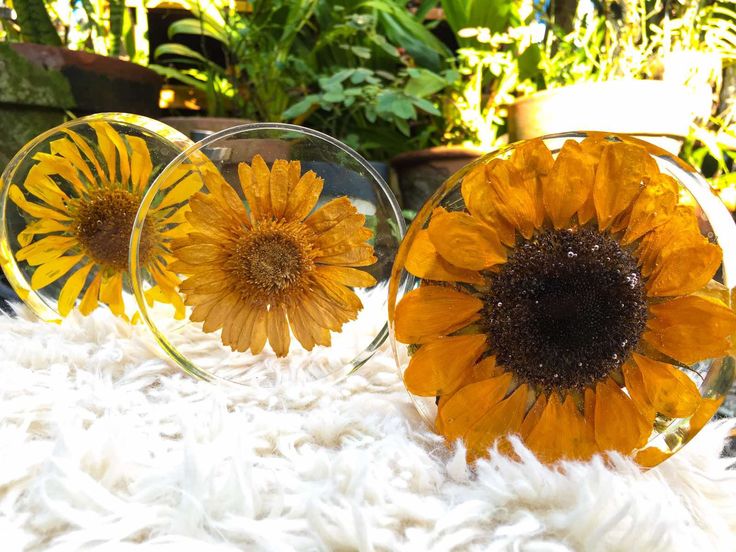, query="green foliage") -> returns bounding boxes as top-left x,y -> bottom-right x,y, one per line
13,0 -> 61,46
